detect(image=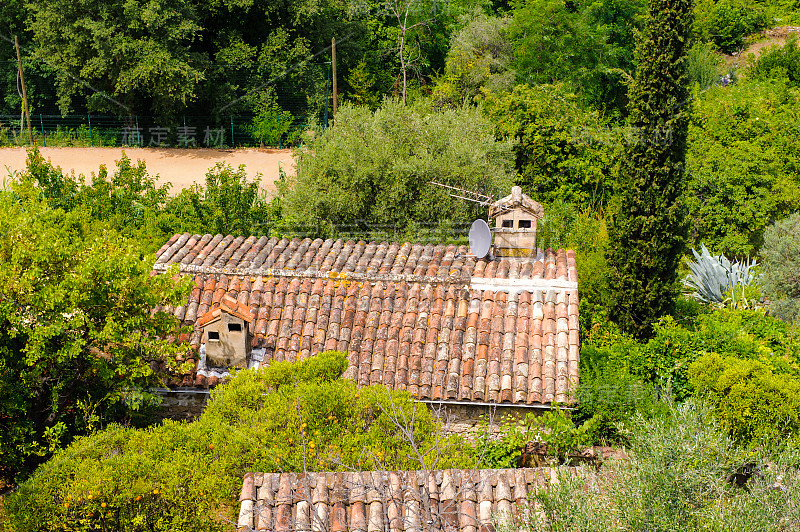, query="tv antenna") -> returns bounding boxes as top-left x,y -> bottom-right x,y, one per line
430,181 -> 494,207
